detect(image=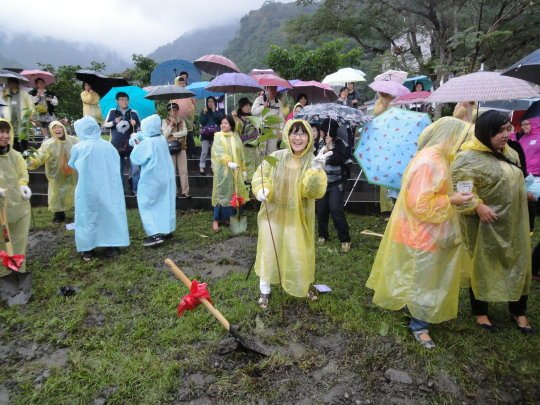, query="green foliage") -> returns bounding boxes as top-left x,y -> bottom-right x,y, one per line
244,108 -> 283,167
266,39 -> 364,81
119,54 -> 157,87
